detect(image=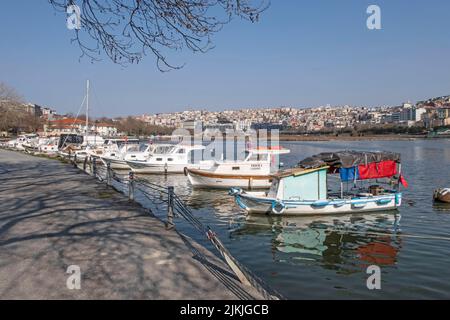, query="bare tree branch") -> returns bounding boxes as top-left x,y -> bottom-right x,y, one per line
49,0 -> 269,71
